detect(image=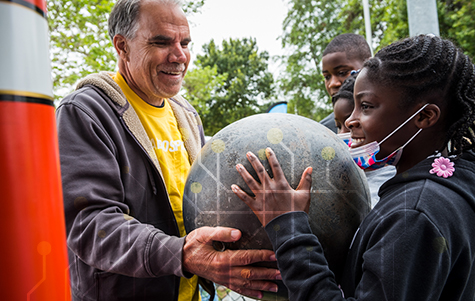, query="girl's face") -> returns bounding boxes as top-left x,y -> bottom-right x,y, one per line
345,68 -> 421,160
333,98 -> 353,133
